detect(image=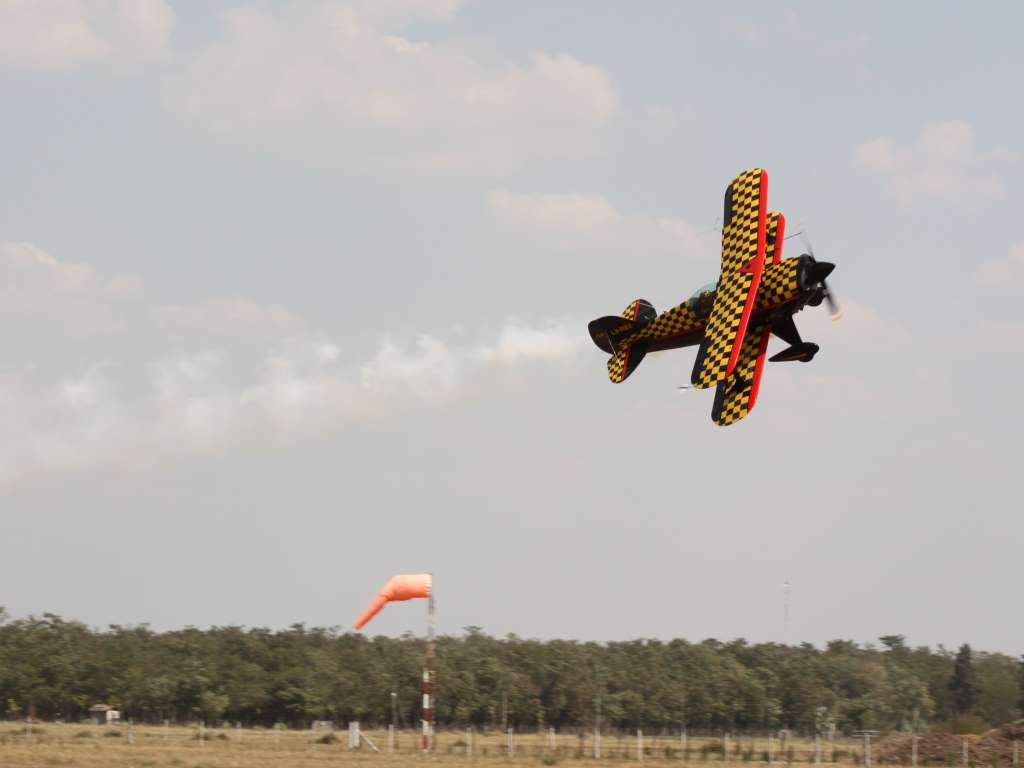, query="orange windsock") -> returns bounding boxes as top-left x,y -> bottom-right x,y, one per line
353,573 -> 432,630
